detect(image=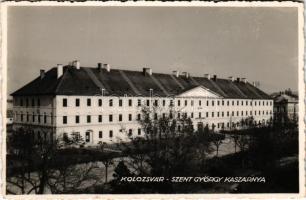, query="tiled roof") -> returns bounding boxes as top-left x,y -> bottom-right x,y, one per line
11,65 -> 271,99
